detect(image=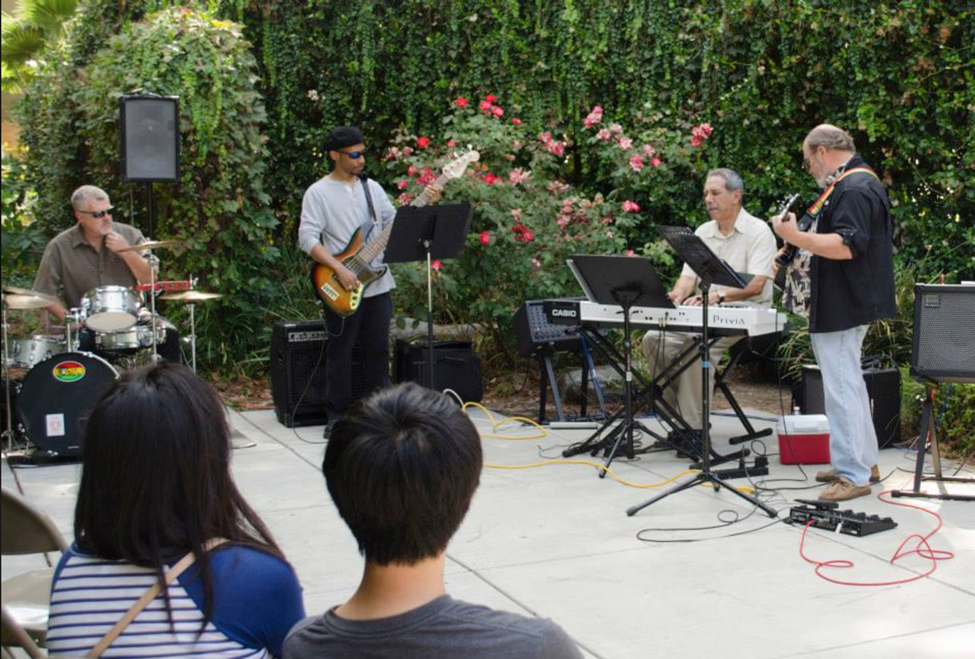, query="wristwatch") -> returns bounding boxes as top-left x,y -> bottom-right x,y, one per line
717,291 -> 726,304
